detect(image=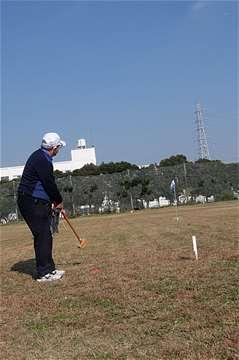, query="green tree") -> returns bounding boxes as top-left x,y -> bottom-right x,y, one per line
72,164 -> 100,176
160,154 -> 187,167
54,170 -> 66,178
